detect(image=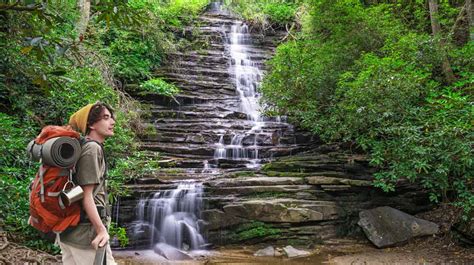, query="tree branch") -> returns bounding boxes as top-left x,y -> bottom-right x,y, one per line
0,2 -> 41,12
